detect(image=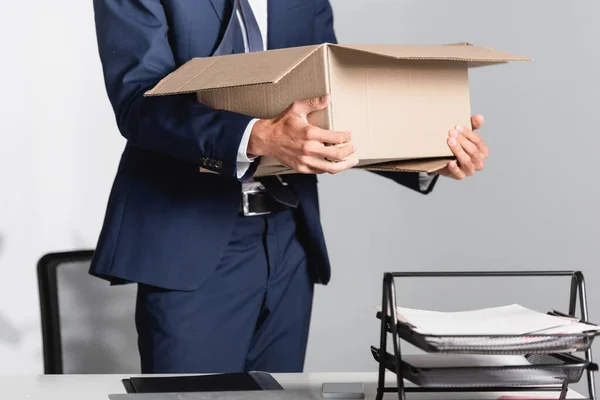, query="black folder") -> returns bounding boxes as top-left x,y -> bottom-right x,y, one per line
122,371 -> 284,394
